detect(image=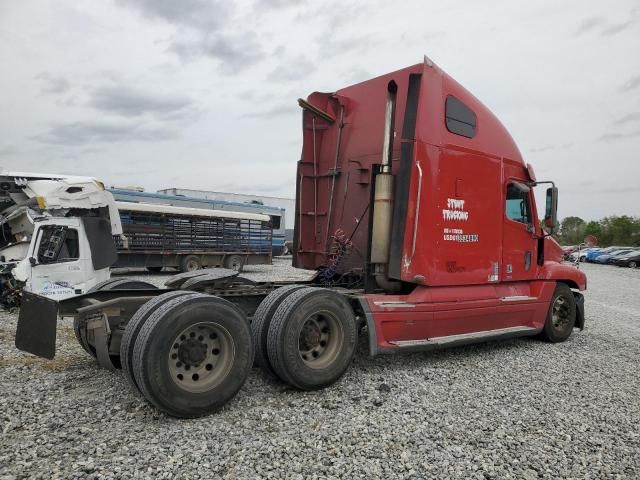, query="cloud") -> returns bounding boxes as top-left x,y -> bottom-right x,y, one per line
0,145 -> 18,157
36,73 -> 71,95
575,16 -> 605,35
598,130 -> 640,142
529,143 -> 573,153
241,104 -> 299,119
318,34 -> 377,59
236,90 -> 277,102
115,0 -> 231,31
255,0 -> 303,9
618,75 -> 640,93
344,67 -> 372,84
612,112 -> 640,126
89,85 -> 193,118
267,56 -> 316,82
170,32 -> 264,73
601,19 -> 634,35
576,10 -> 638,36
115,0 -> 263,72
35,121 -> 177,146
602,8 -> 639,35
